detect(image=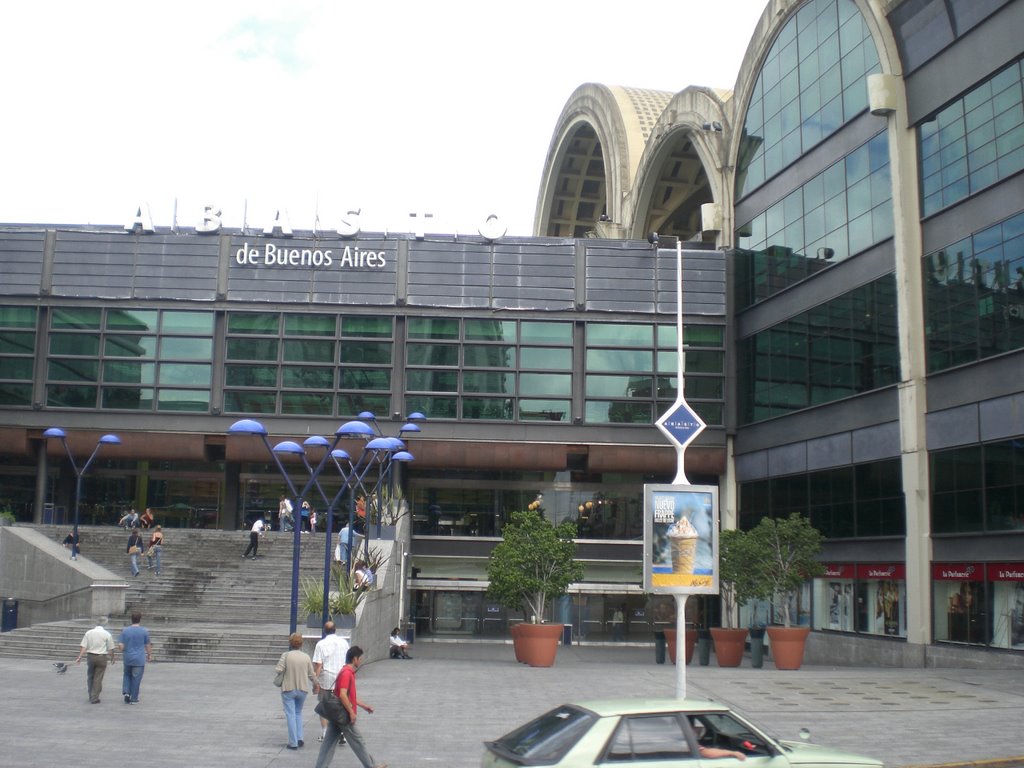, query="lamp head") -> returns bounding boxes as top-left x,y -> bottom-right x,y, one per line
365,437 -> 395,451
98,434 -> 121,445
330,449 -> 351,461
43,427 -> 67,439
303,435 -> 330,448
399,422 -> 421,434
228,419 -> 267,436
357,411 -> 377,421
336,420 -> 375,438
406,412 -> 427,422
272,440 -> 305,455
392,451 -> 414,462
